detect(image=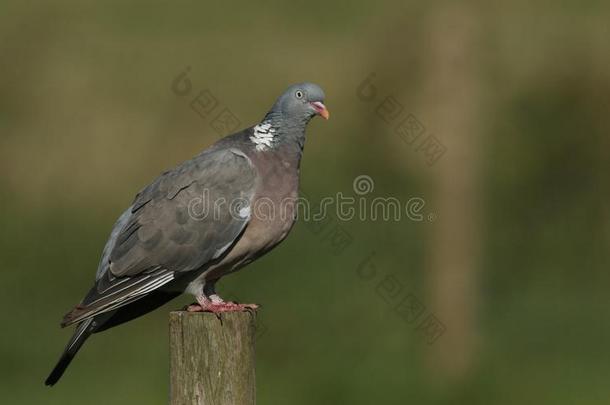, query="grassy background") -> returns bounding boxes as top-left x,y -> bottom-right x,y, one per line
1,1 -> 609,404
